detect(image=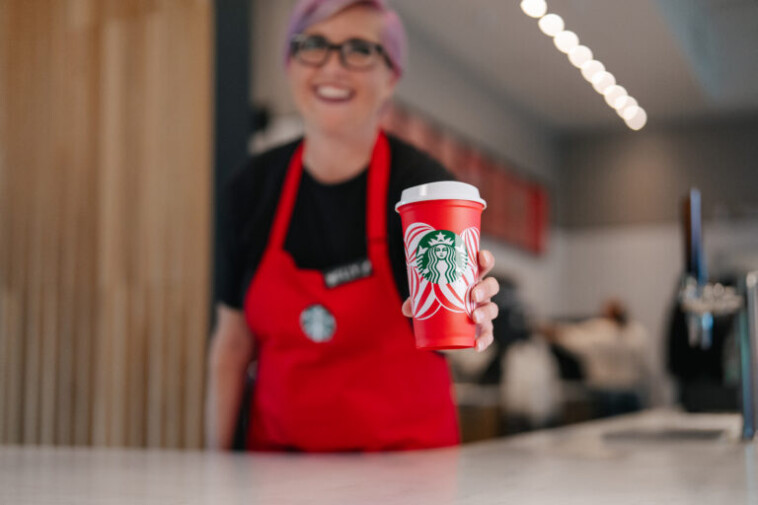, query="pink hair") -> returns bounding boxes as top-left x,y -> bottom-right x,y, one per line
284,0 -> 408,76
